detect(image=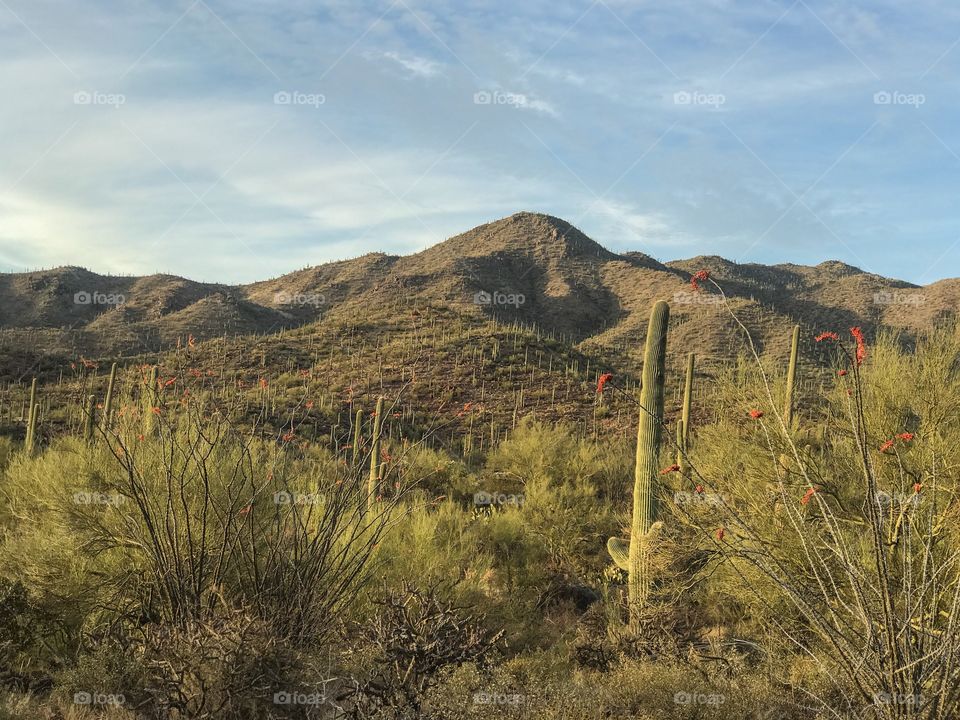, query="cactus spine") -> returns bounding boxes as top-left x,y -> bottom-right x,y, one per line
368,397 -> 383,509
24,378 -> 38,455
102,362 -> 117,429
784,325 -> 800,429
607,301 -> 670,630
83,394 -> 96,441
